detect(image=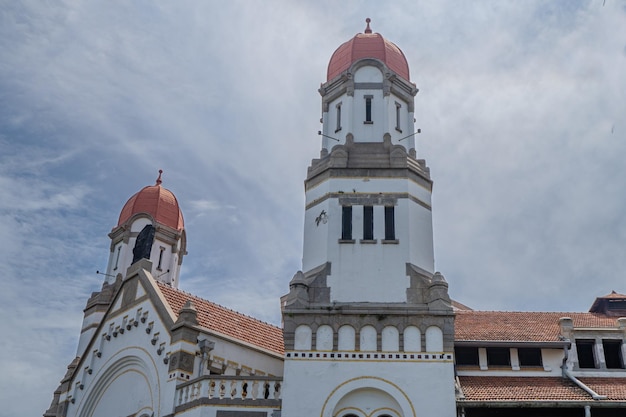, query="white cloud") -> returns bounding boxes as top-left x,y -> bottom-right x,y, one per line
1,1 -> 626,415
